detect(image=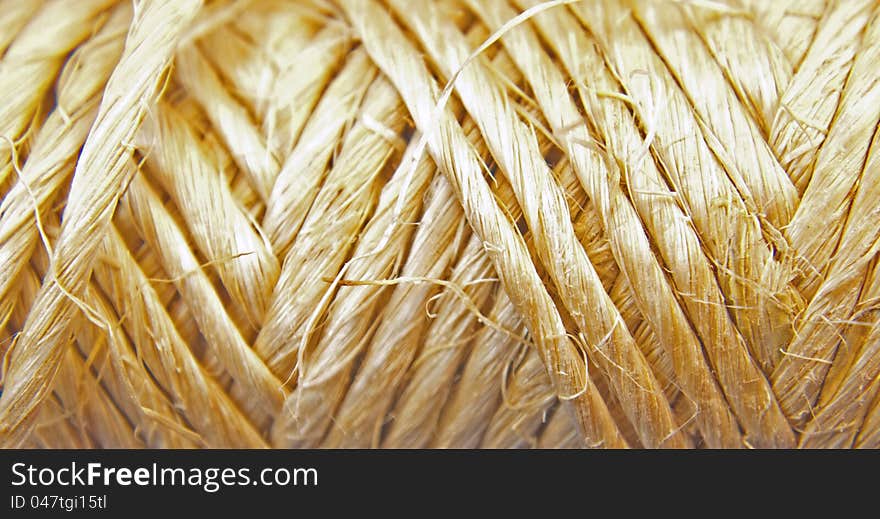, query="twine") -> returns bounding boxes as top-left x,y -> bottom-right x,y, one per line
1,0 -> 879,449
